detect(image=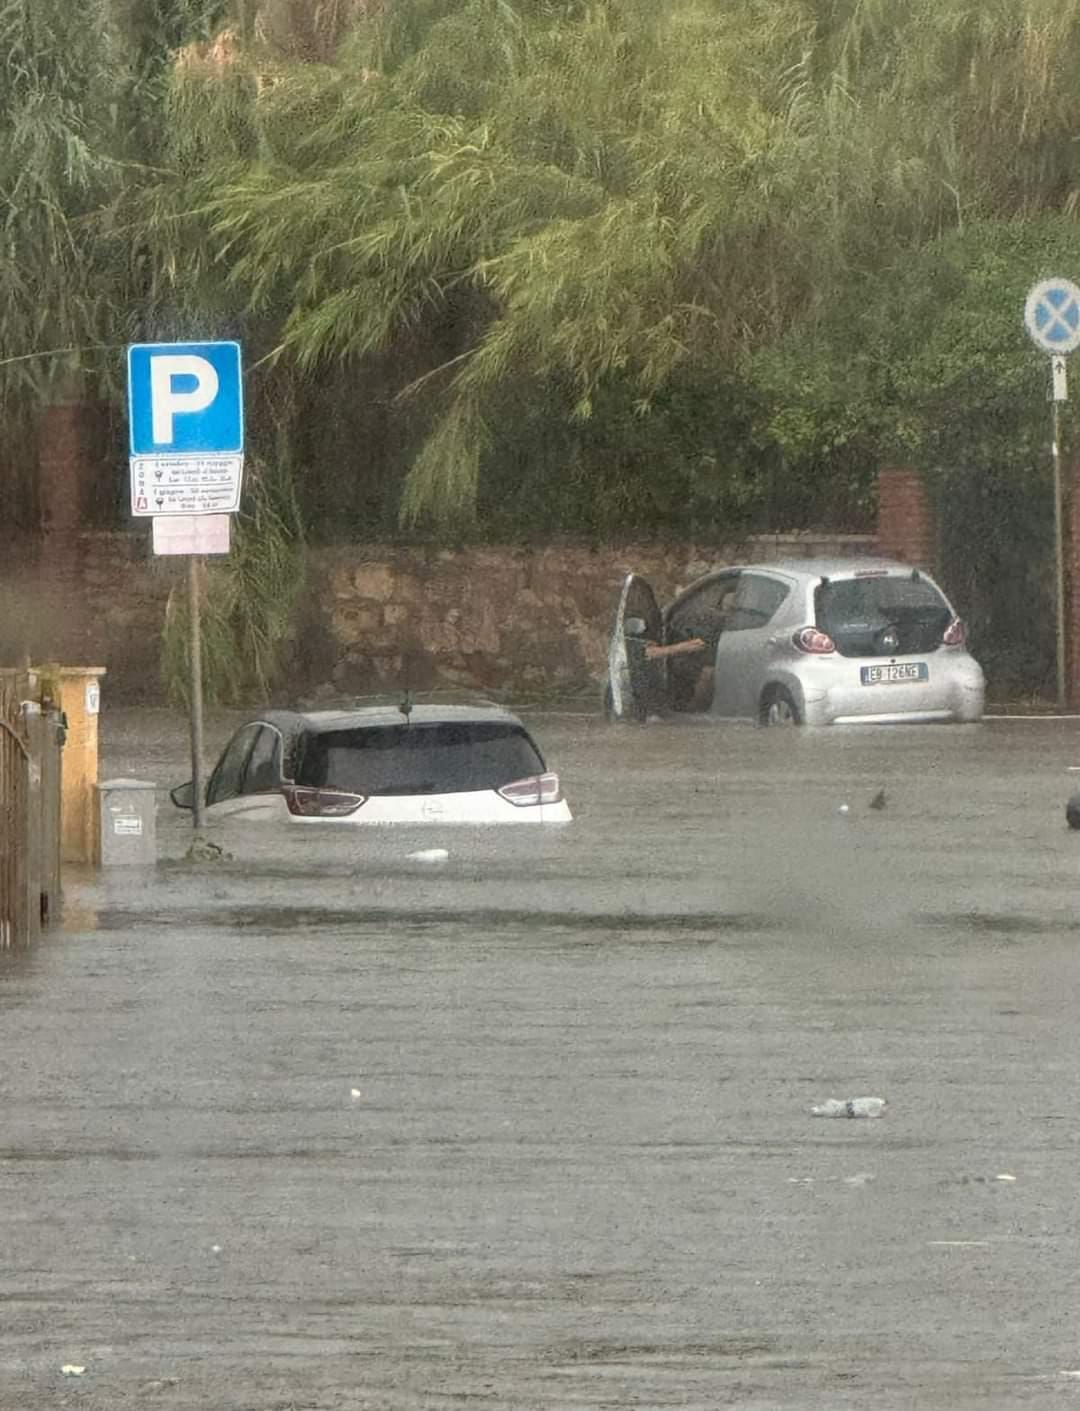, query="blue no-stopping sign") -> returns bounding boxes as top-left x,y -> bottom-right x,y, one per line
1024,279 -> 1080,355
